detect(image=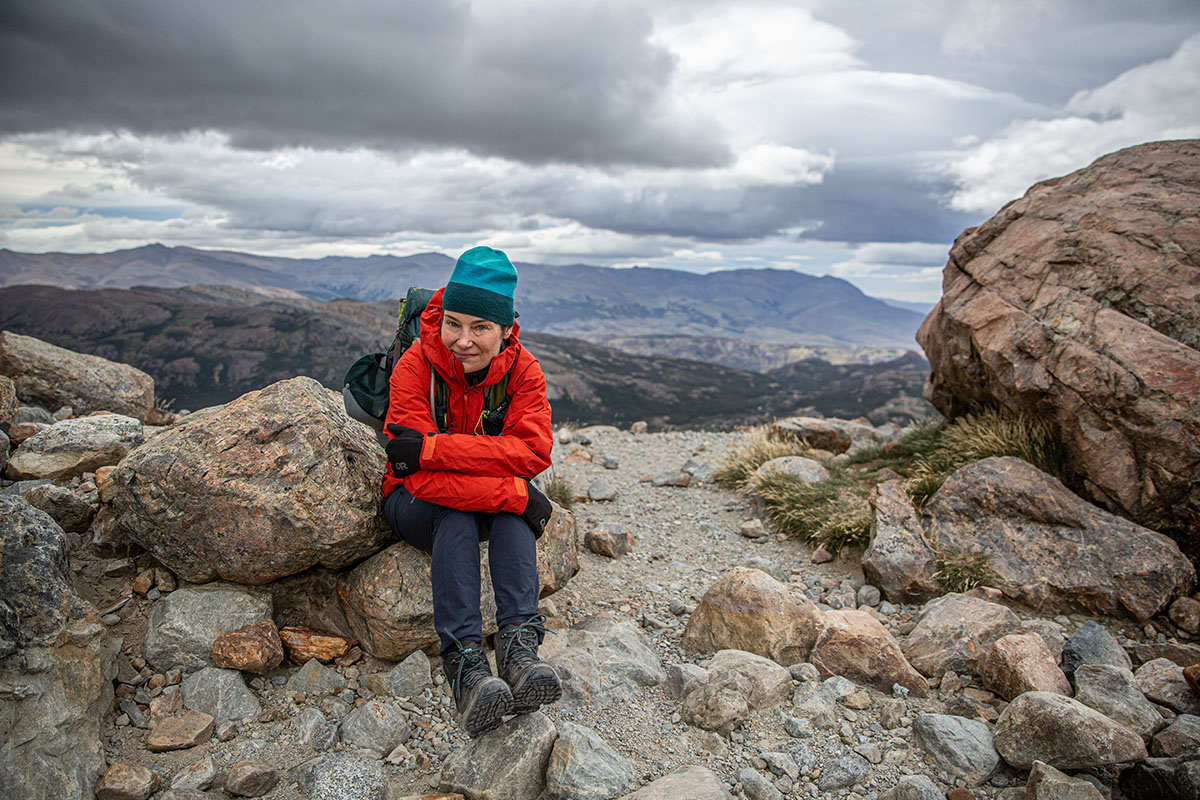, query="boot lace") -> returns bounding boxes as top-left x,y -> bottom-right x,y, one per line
500,614 -> 548,670
448,639 -> 491,695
